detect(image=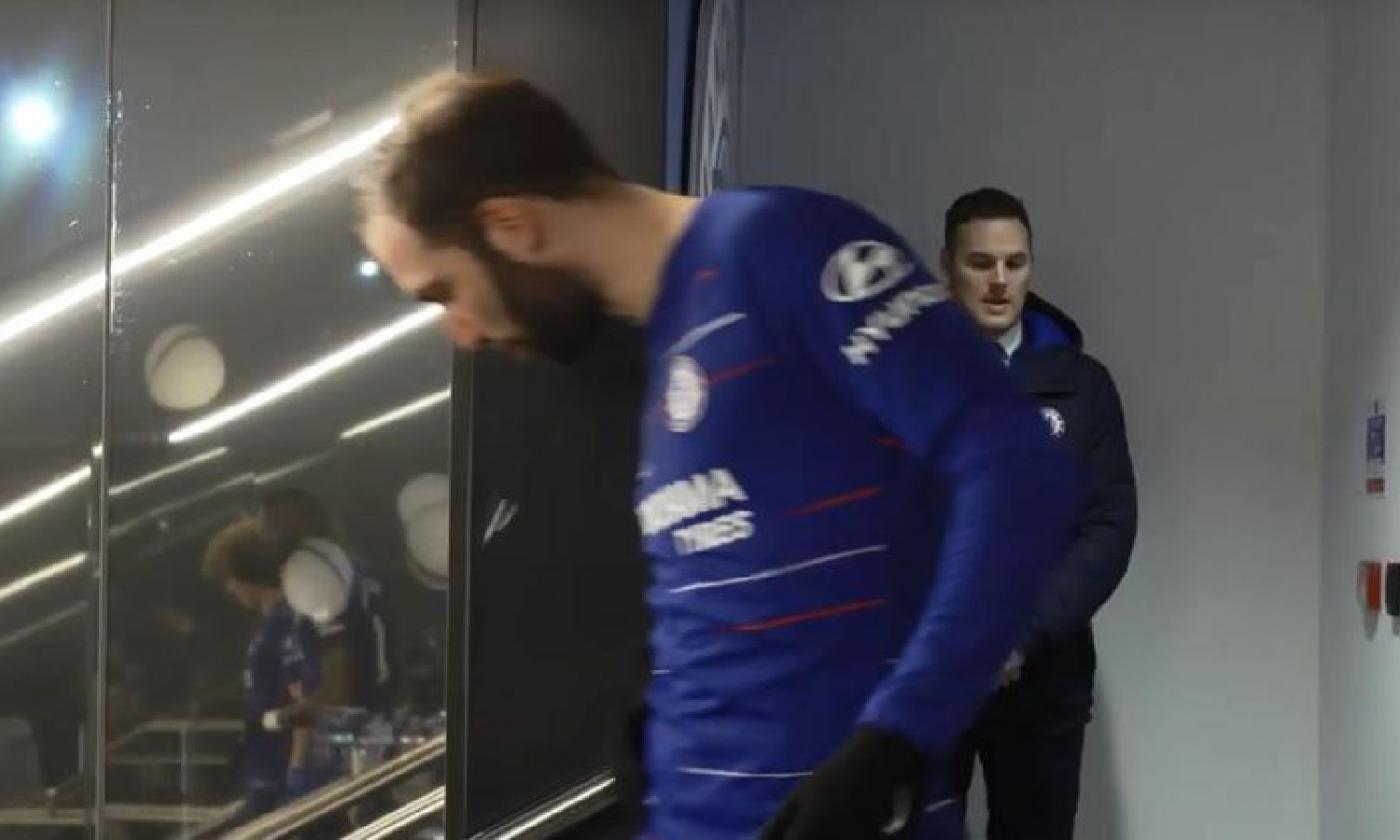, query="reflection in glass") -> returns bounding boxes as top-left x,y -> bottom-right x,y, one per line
0,1 -> 107,838
104,1 -> 455,836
